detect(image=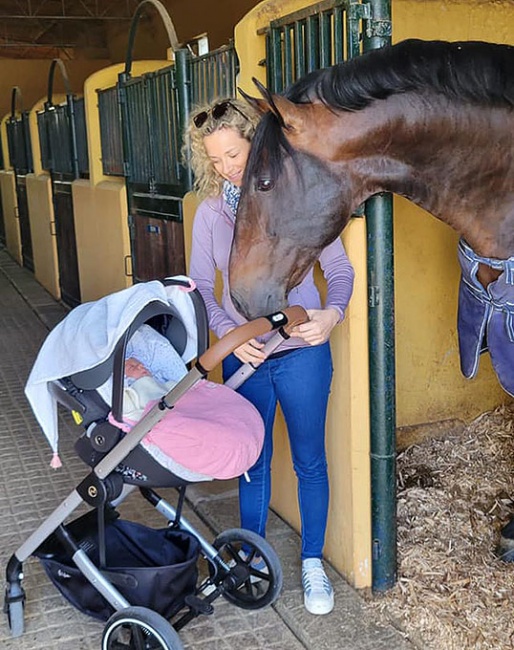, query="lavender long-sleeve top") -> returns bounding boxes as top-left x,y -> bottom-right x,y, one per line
189,195 -> 355,351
